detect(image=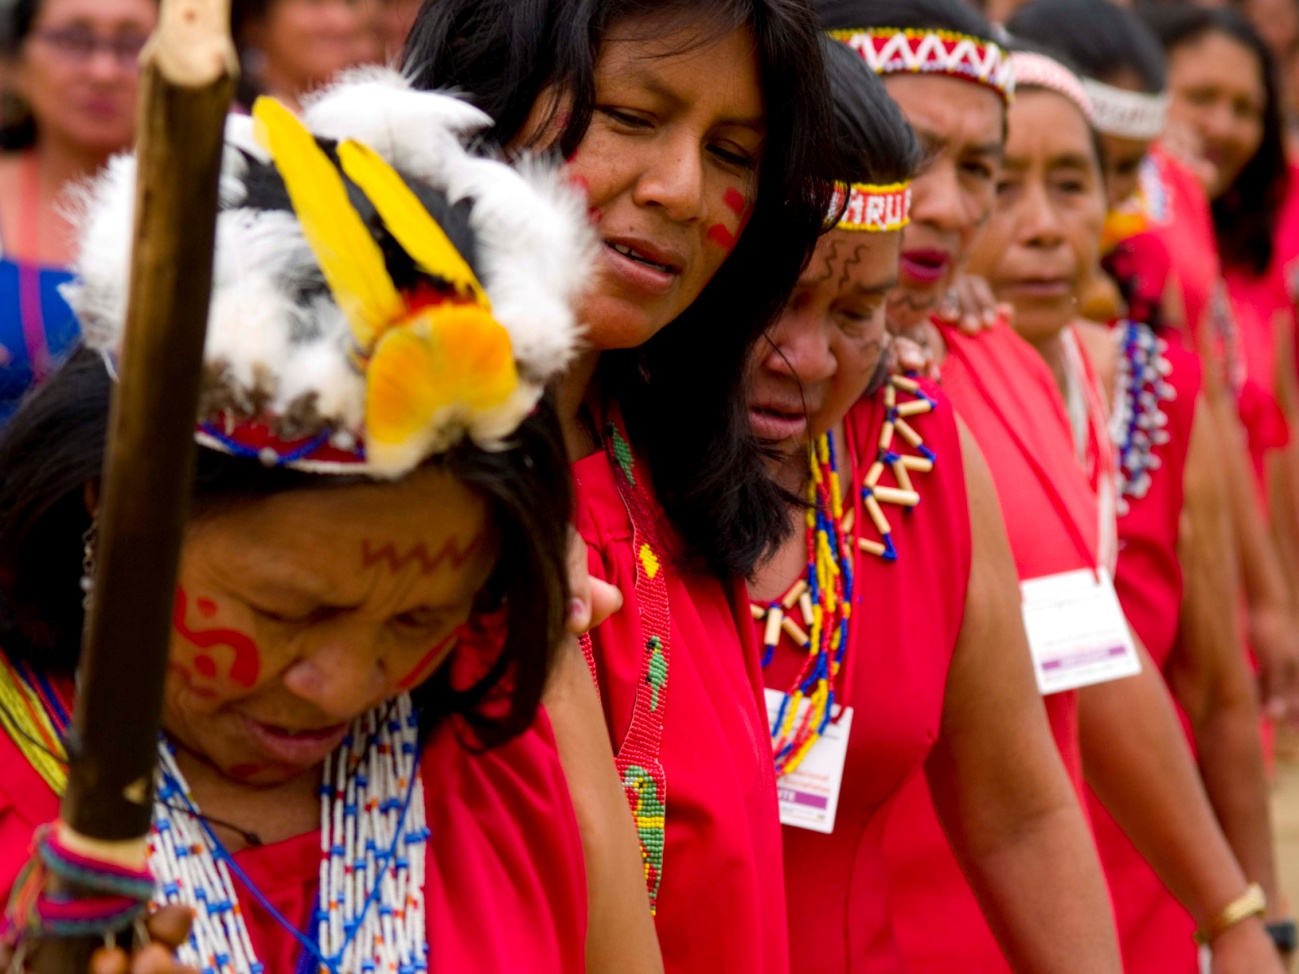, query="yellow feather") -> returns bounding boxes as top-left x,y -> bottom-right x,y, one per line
252,97 -> 403,351
337,140 -> 490,309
